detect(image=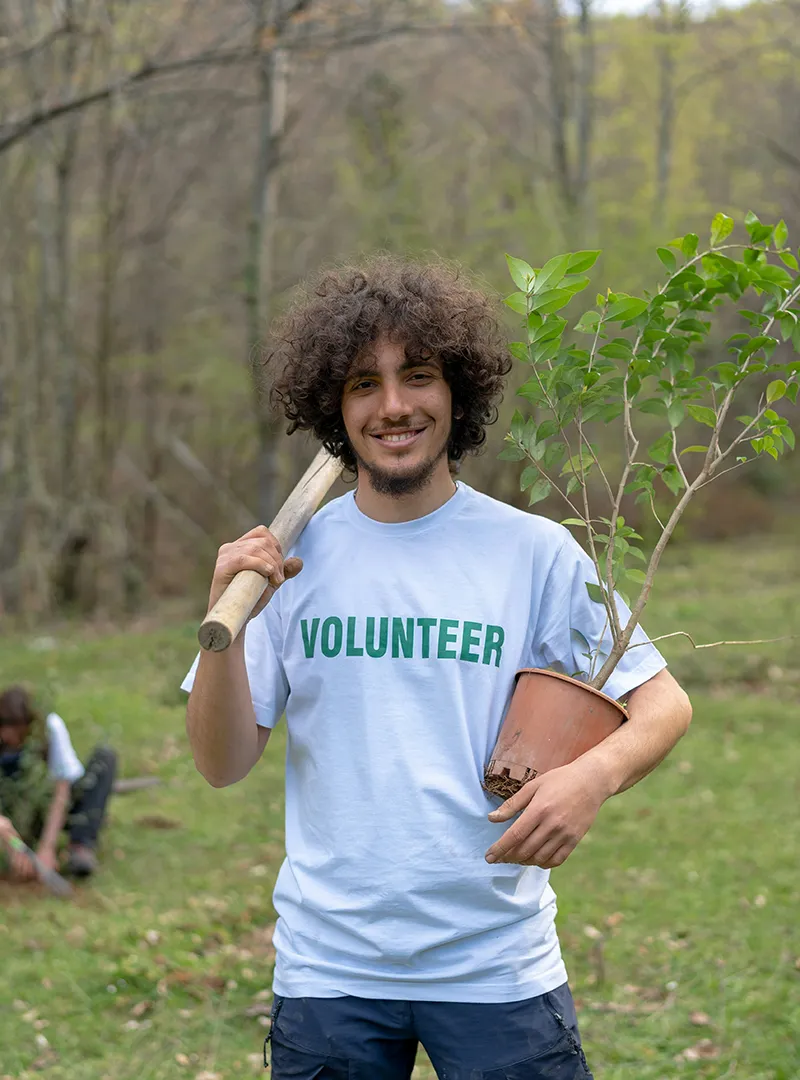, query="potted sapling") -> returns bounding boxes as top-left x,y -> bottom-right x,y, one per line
484,211 -> 800,799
